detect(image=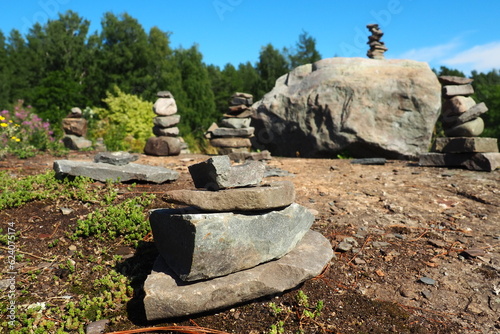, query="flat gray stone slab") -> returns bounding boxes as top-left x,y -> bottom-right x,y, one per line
188,155 -> 265,190
53,160 -> 179,183
442,84 -> 474,97
434,137 -> 499,153
211,127 -> 254,138
163,181 -> 295,212
144,230 -> 333,321
419,152 -> 500,171
149,203 -> 314,281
